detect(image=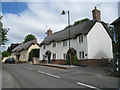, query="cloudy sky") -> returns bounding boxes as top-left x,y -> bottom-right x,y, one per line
1,0 -> 119,51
